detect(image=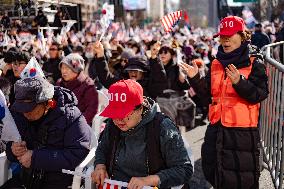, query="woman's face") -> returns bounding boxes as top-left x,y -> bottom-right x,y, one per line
159,48 -> 172,65
132,46 -> 138,54
219,33 -> 242,53
127,70 -> 144,81
112,108 -> 143,132
12,61 -> 27,78
60,64 -> 78,81
49,45 -> 60,59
